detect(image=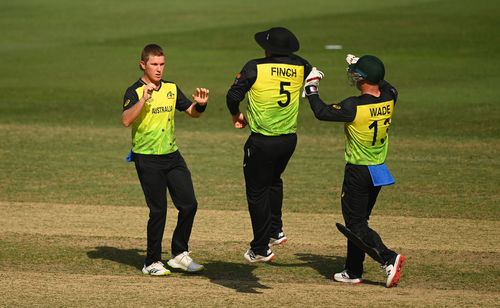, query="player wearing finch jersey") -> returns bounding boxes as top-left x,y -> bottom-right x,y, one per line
303,54 -> 405,288
122,44 -> 208,276
226,27 -> 311,263
230,60 -> 307,136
